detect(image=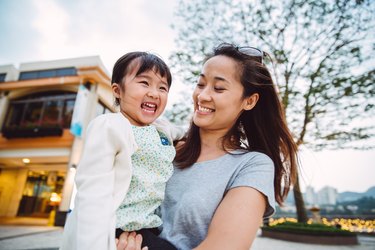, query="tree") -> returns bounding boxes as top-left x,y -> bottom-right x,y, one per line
167,0 -> 375,222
